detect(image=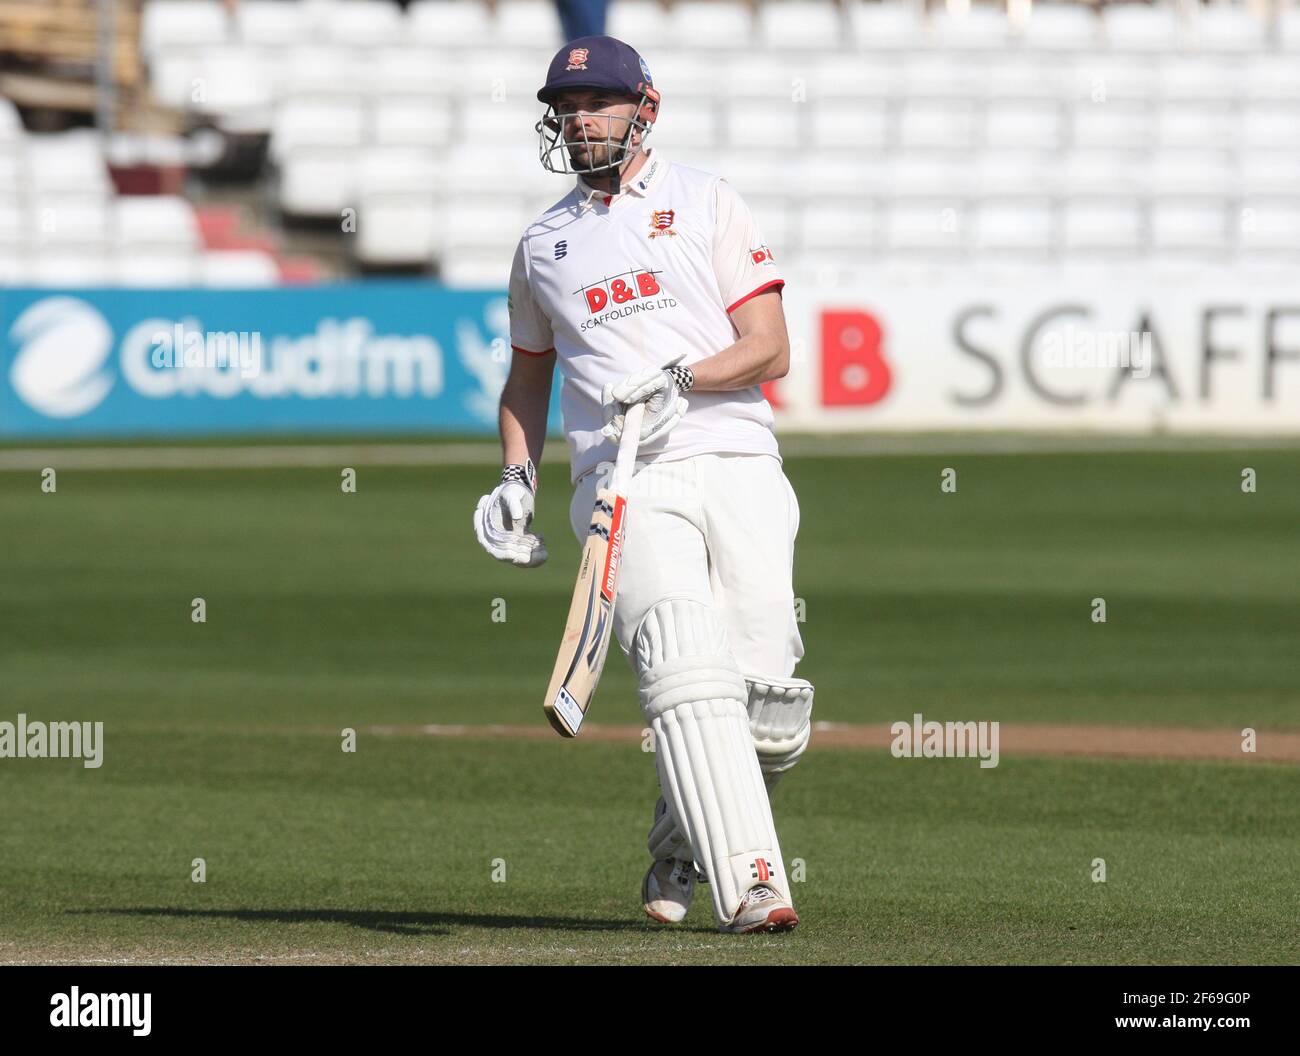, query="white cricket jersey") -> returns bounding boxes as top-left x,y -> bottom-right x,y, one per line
507,147 -> 785,484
